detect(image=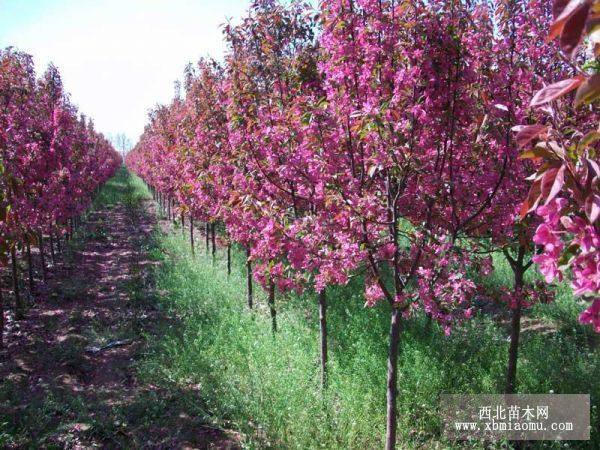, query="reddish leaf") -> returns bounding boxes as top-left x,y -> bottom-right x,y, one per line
548,0 -> 590,42
530,76 -> 586,106
585,194 -> 600,223
575,74 -> 600,105
552,0 -> 572,18
544,165 -> 566,205
520,179 -> 542,219
586,158 -> 600,178
559,1 -> 591,57
512,124 -> 548,148
540,167 -> 559,201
